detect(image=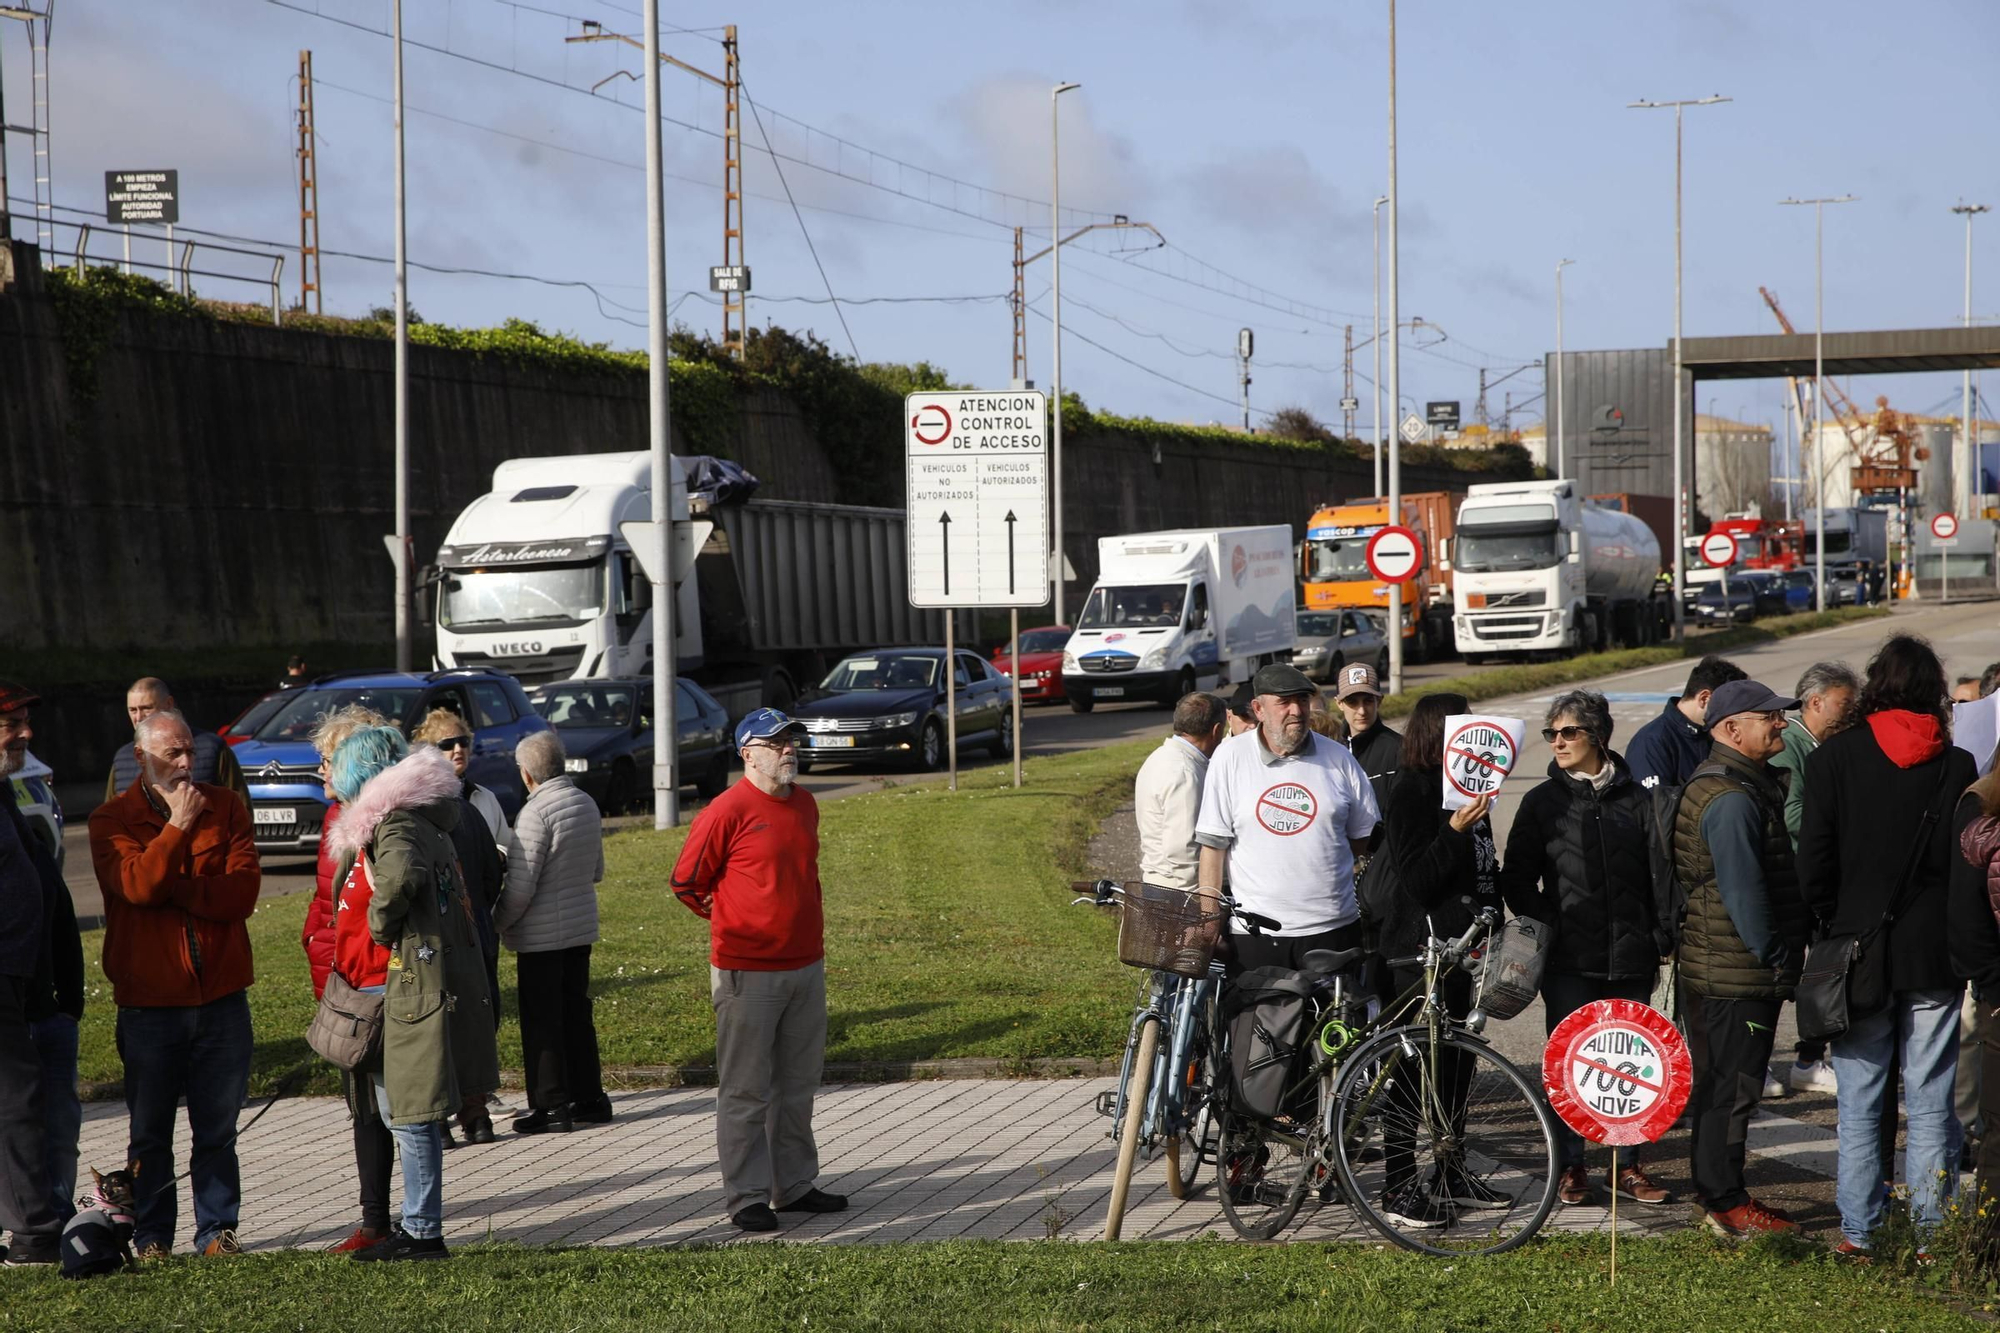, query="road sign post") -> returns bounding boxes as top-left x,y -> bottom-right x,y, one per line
906,390 -> 1051,791
1699,530 -> 1739,613
1542,998 -> 1692,1286
1934,512 -> 1960,603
